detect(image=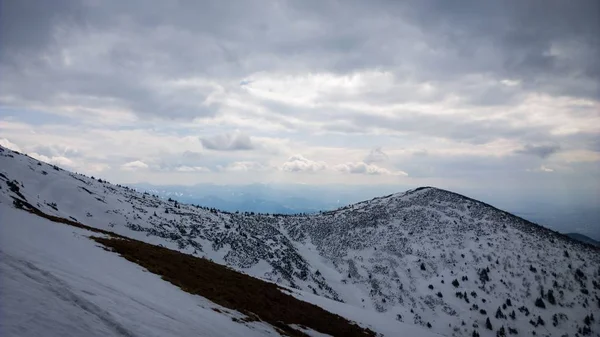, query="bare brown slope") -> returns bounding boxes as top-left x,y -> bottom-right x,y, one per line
93,236 -> 375,337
